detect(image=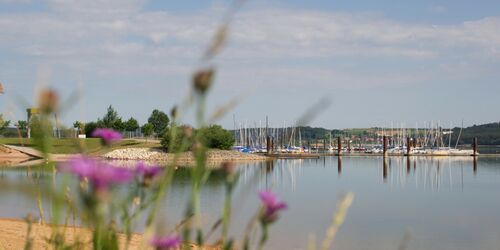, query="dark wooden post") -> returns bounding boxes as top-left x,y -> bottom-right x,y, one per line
406,137 -> 411,156
337,137 -> 342,155
266,136 -> 272,154
472,137 -> 478,156
383,136 -> 388,156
